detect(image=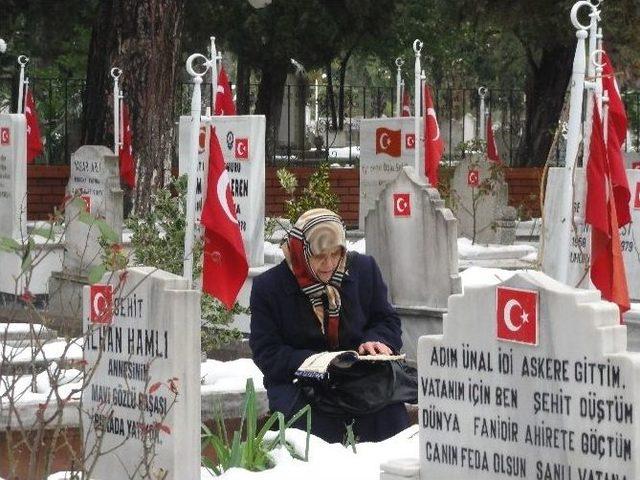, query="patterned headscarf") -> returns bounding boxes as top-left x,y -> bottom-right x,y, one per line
282,208 -> 347,348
